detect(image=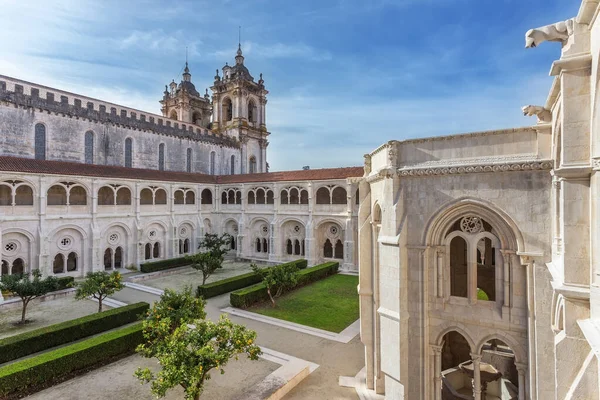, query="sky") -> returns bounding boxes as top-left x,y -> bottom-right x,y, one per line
0,0 -> 580,171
